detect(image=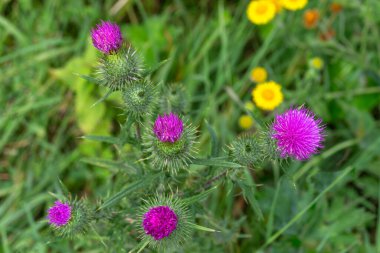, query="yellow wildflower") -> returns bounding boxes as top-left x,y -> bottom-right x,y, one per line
310,57 -> 324,70
250,67 -> 268,83
247,1 -> 276,25
282,0 -> 308,11
239,115 -> 254,129
266,0 -> 283,13
252,81 -> 283,111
